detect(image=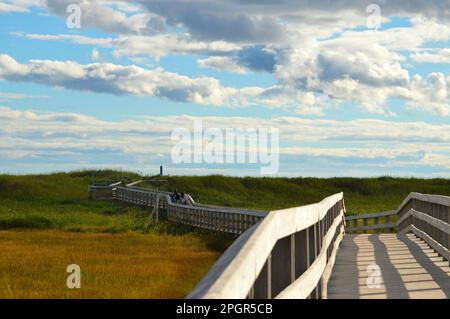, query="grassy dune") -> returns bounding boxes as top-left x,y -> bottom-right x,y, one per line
0,172 -> 146,232
0,172 -> 232,298
0,170 -> 449,298
146,174 -> 450,215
